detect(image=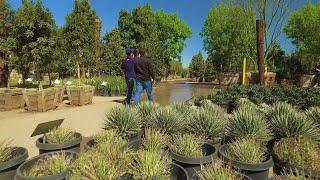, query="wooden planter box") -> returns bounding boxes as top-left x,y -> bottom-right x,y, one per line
23,88 -> 59,112
280,79 -> 295,86
218,73 -> 239,86
296,74 -> 314,87
67,86 -> 94,106
54,86 -> 65,103
250,72 -> 276,85
0,88 -> 25,111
